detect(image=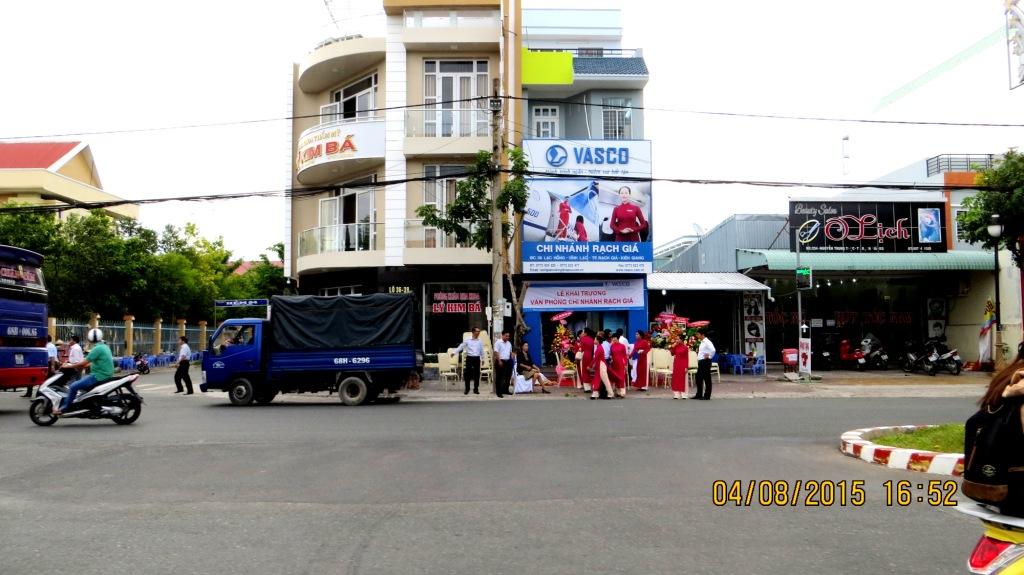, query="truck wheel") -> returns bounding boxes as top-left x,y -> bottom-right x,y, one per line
229,378 -> 255,406
338,376 -> 369,406
254,388 -> 278,405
